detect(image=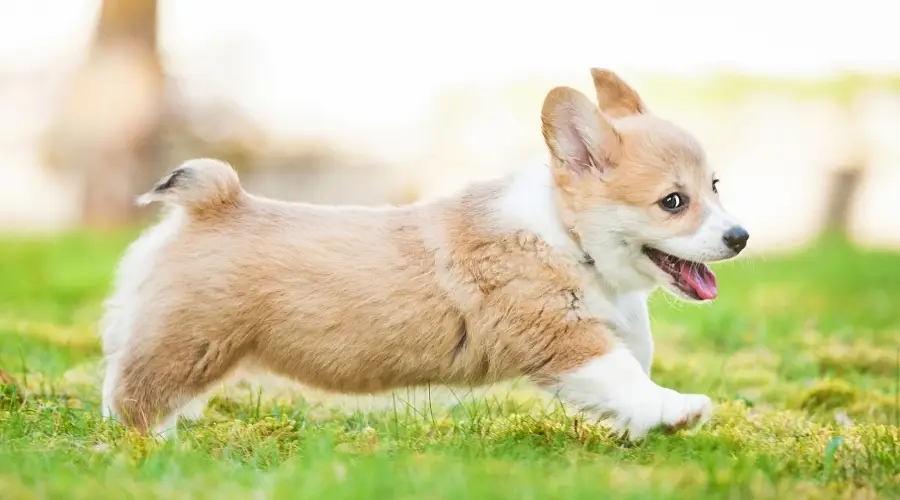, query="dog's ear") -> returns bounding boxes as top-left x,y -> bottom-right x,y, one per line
541,86 -> 620,175
590,68 -> 647,119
